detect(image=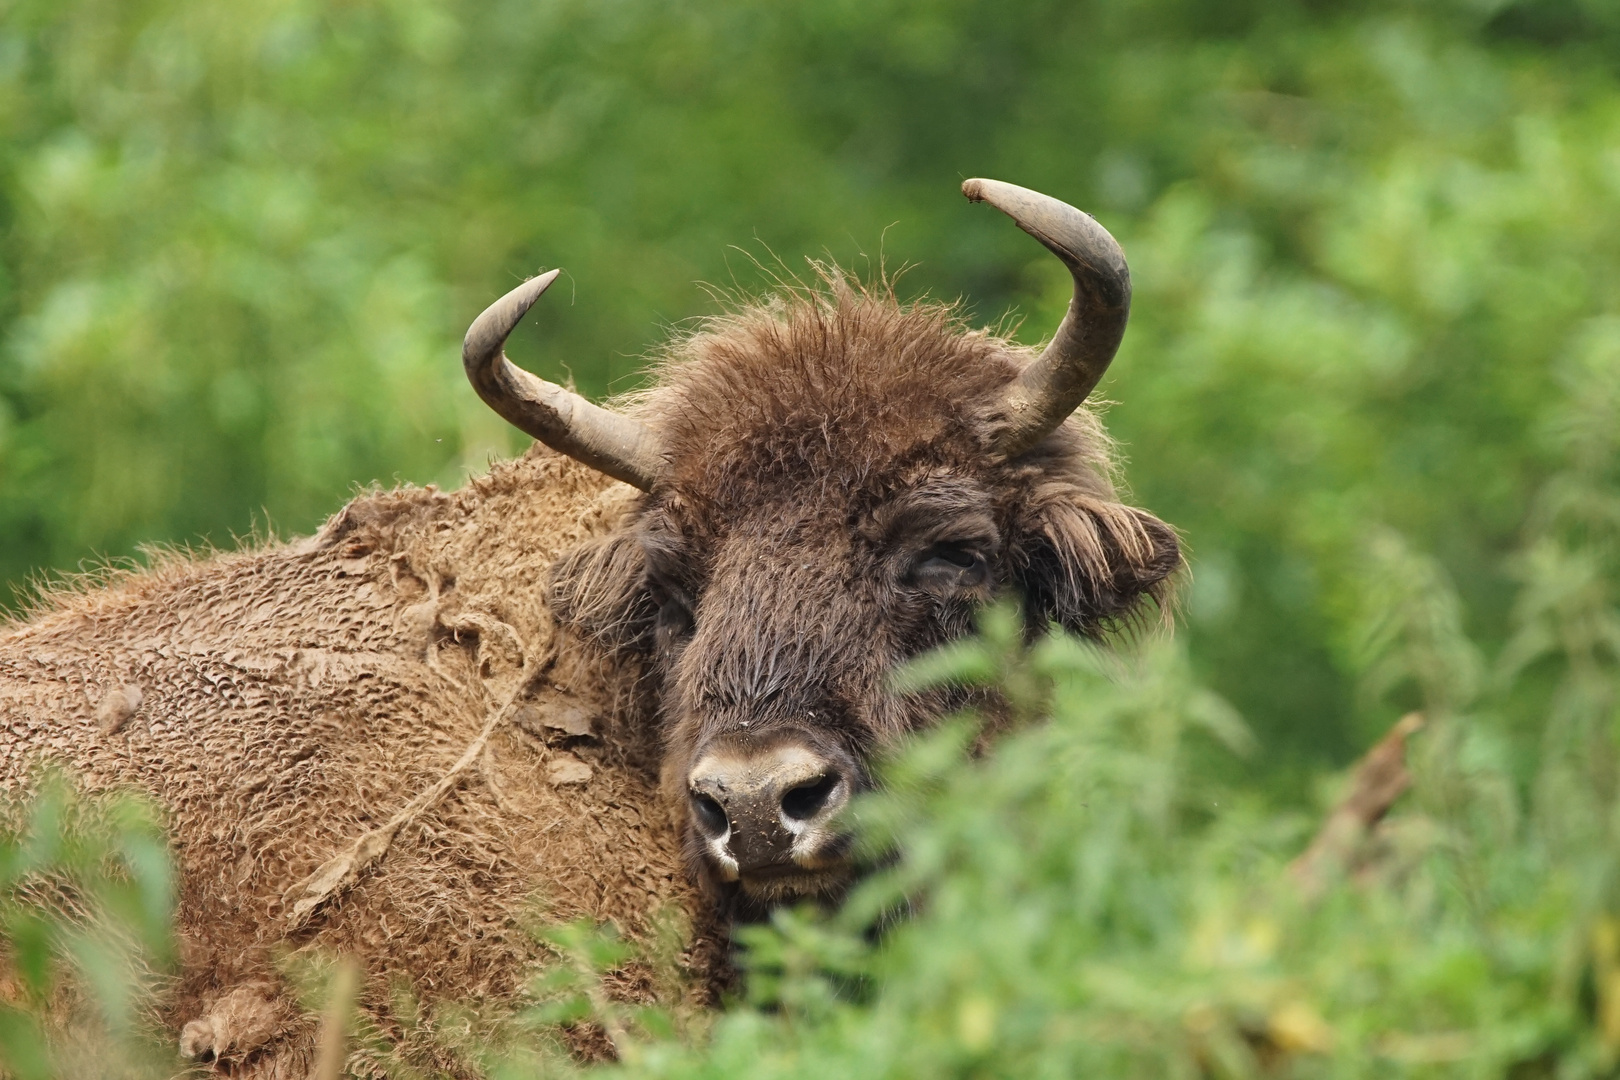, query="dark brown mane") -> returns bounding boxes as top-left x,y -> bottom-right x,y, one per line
644,276 -> 1021,503
622,272 -> 1169,631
